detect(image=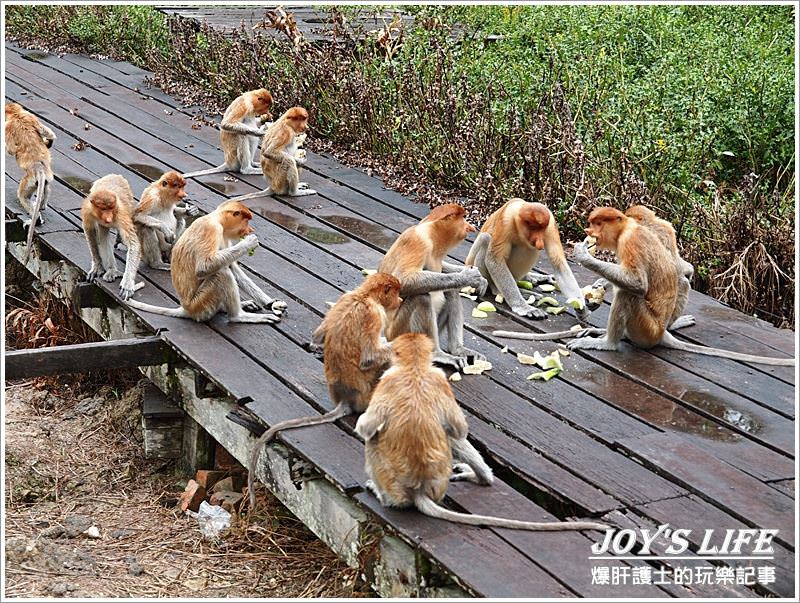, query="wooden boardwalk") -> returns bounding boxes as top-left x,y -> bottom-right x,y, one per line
4,44 -> 796,597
